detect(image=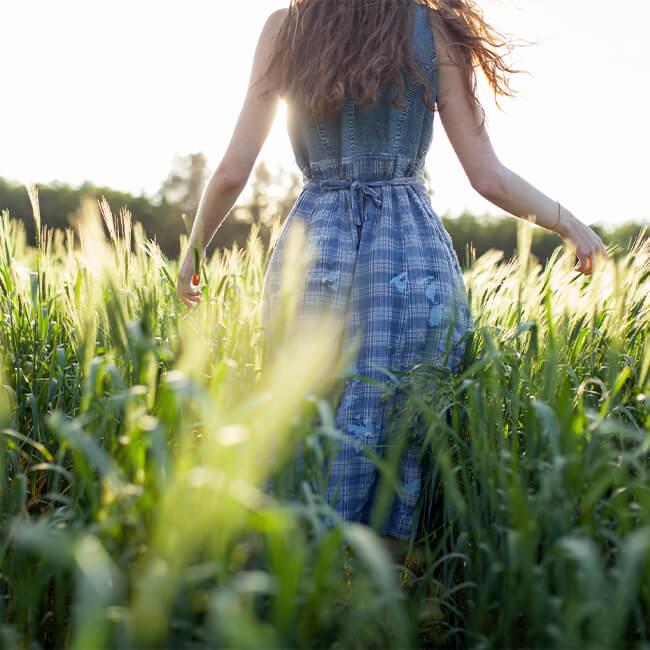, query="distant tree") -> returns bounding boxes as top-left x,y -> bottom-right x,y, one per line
156,152 -> 209,217
231,162 -> 301,225
249,161 -> 271,224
